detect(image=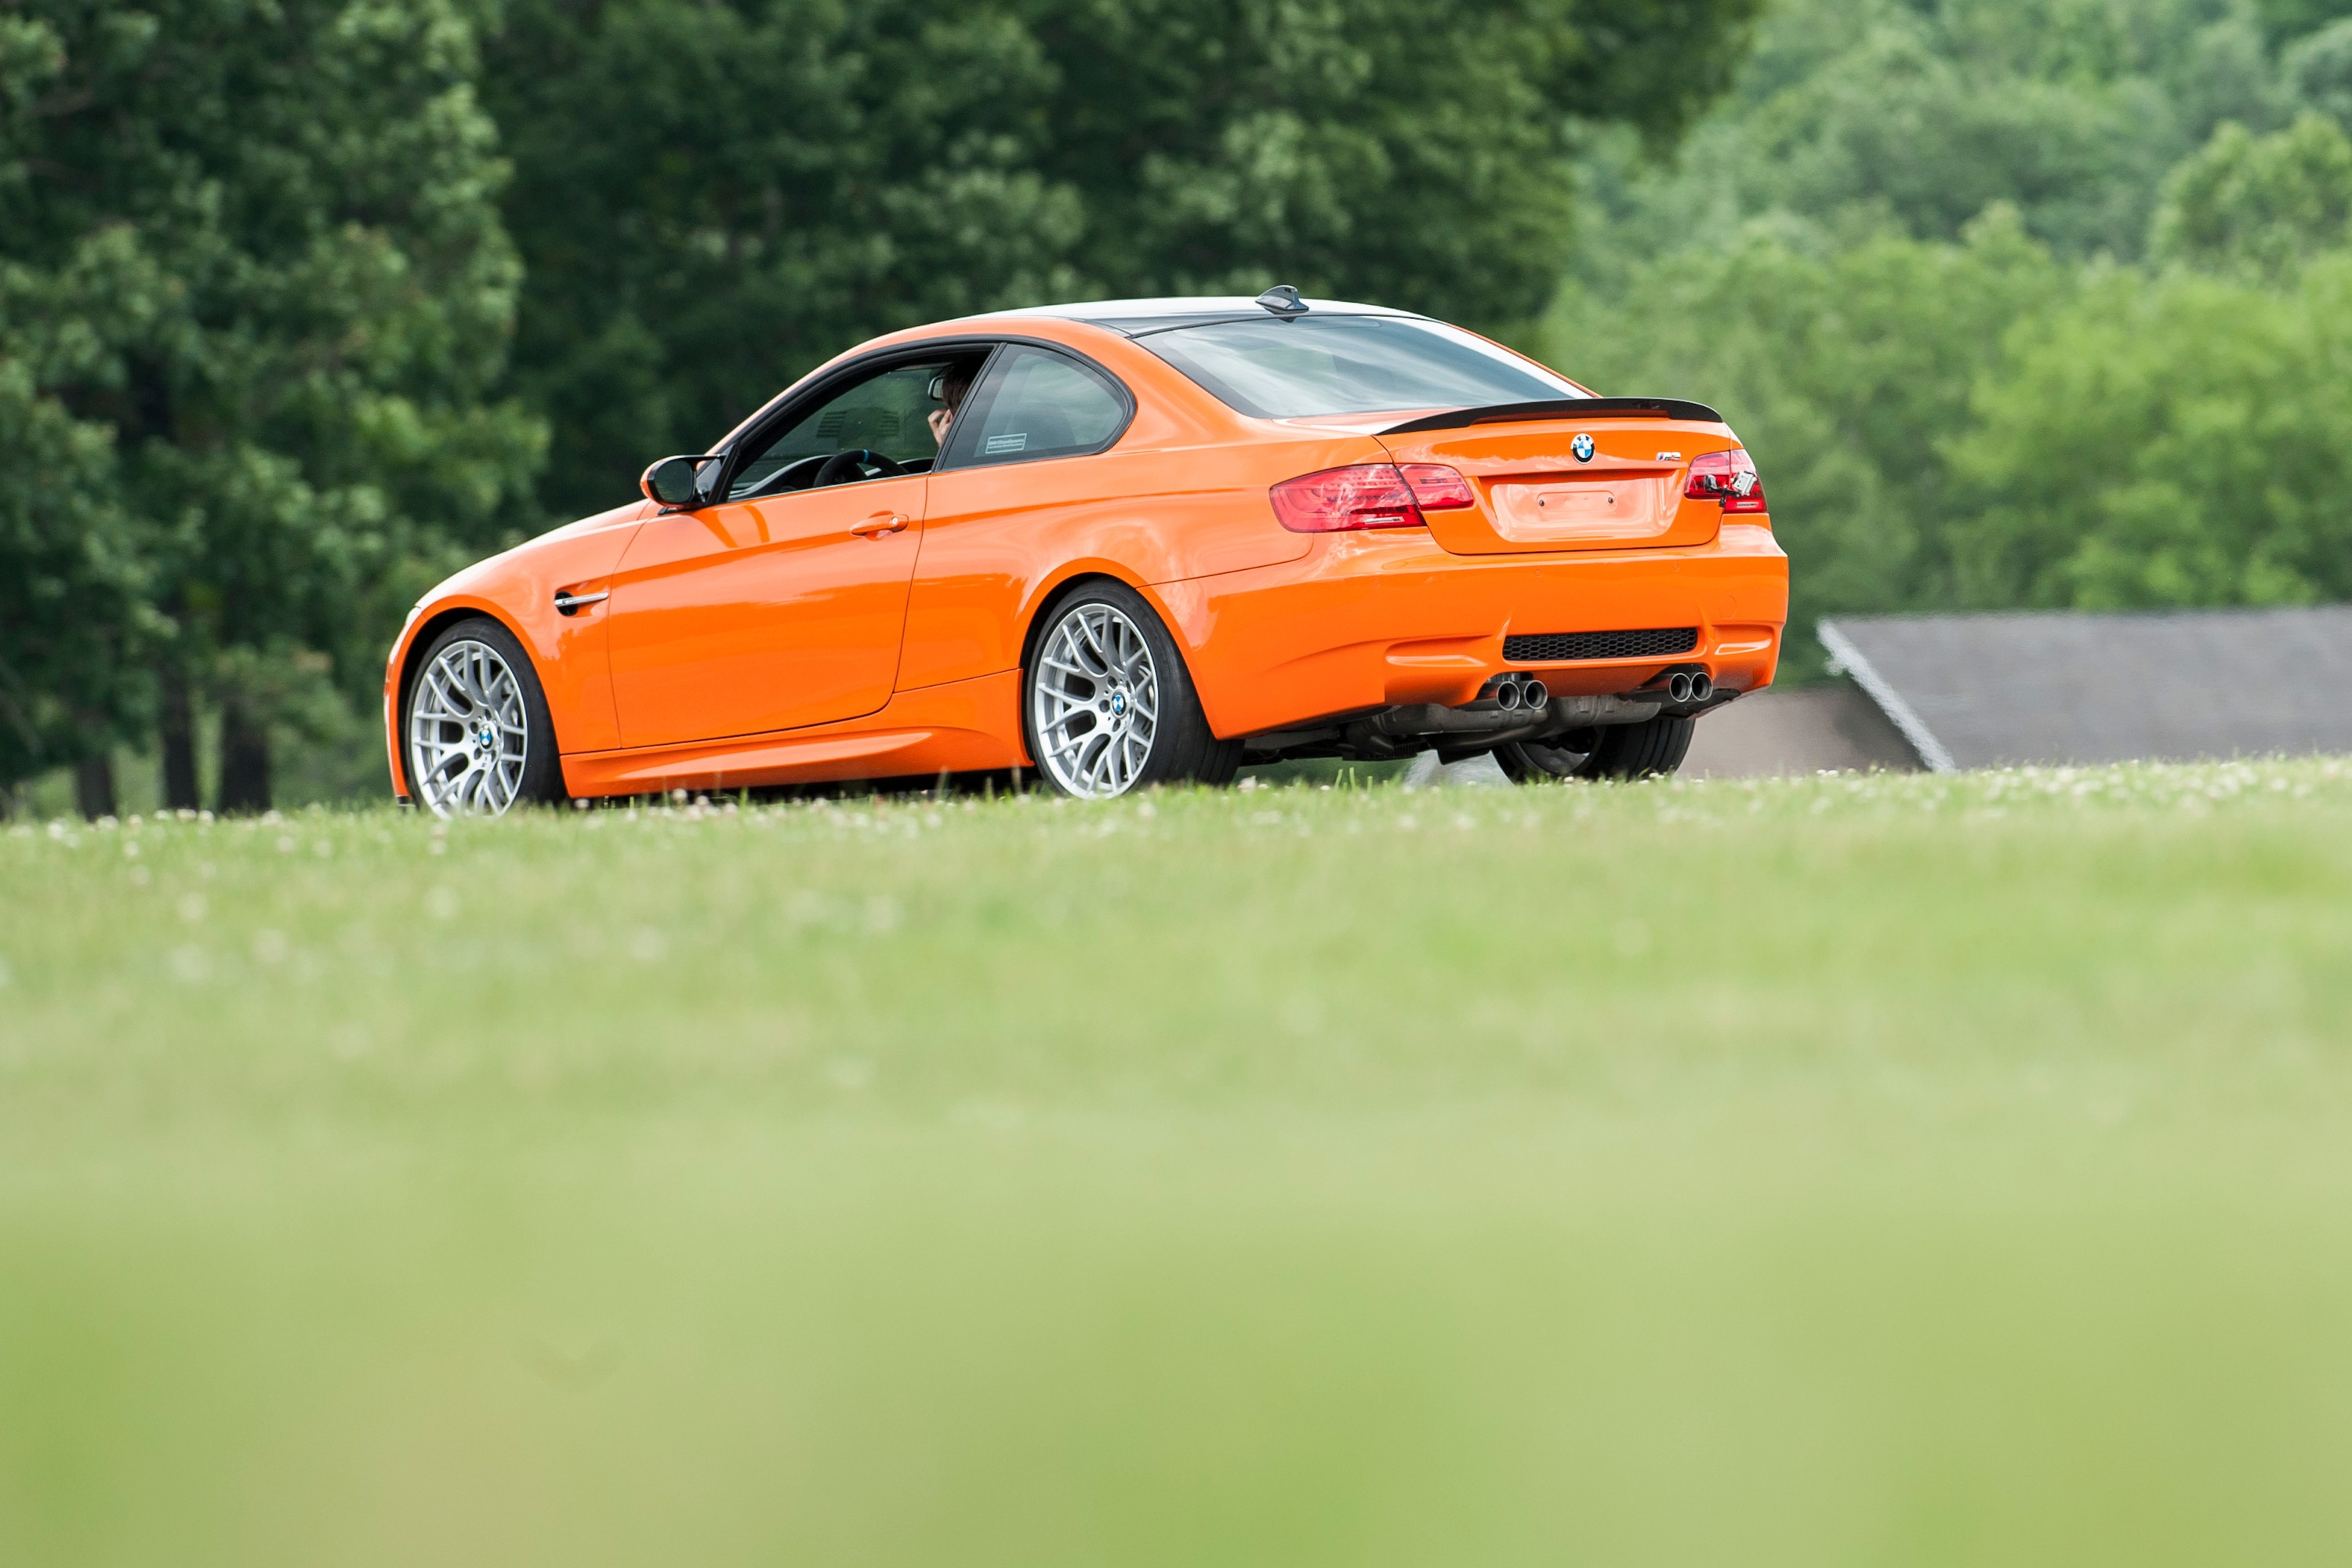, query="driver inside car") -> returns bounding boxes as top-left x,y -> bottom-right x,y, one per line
724,357 -> 981,501
926,363 -> 973,448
